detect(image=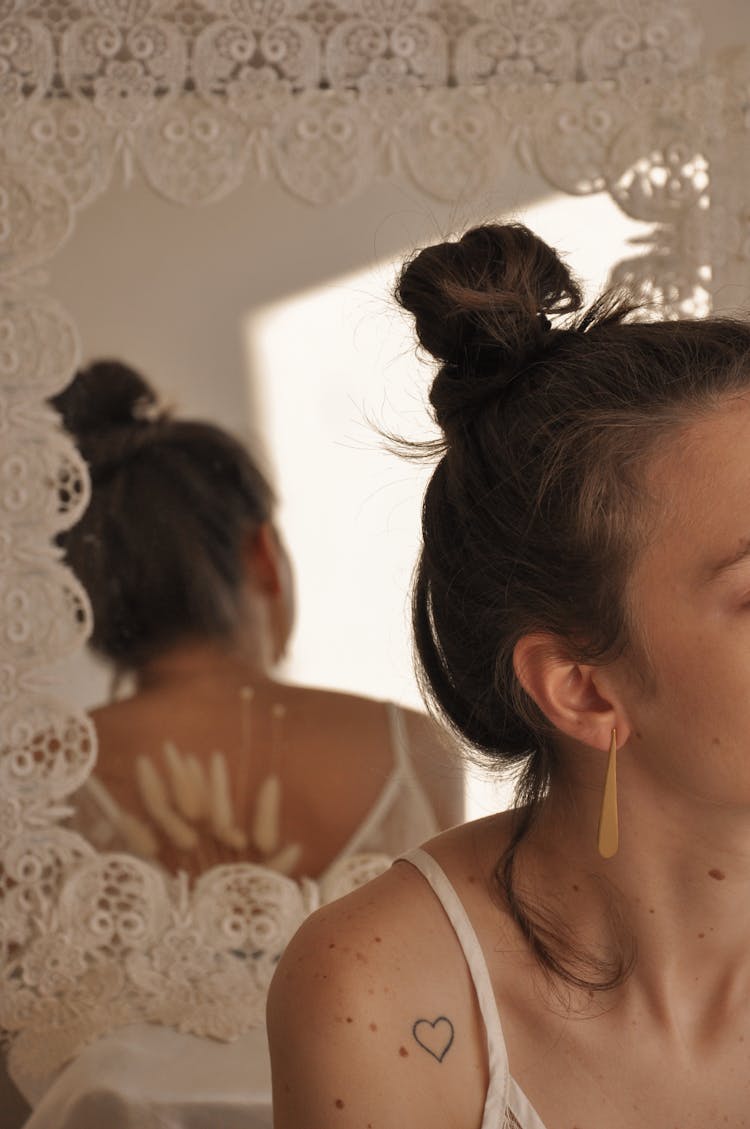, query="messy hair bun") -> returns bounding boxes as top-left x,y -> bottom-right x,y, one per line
397,221 -> 750,992
53,359 -> 164,436
52,360 -> 168,483
396,224 -> 583,434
